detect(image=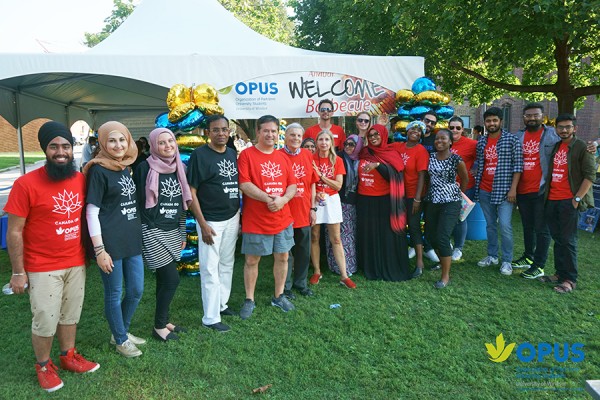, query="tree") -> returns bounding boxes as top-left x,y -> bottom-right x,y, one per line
85,0 -> 295,47
291,0 -> 600,113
